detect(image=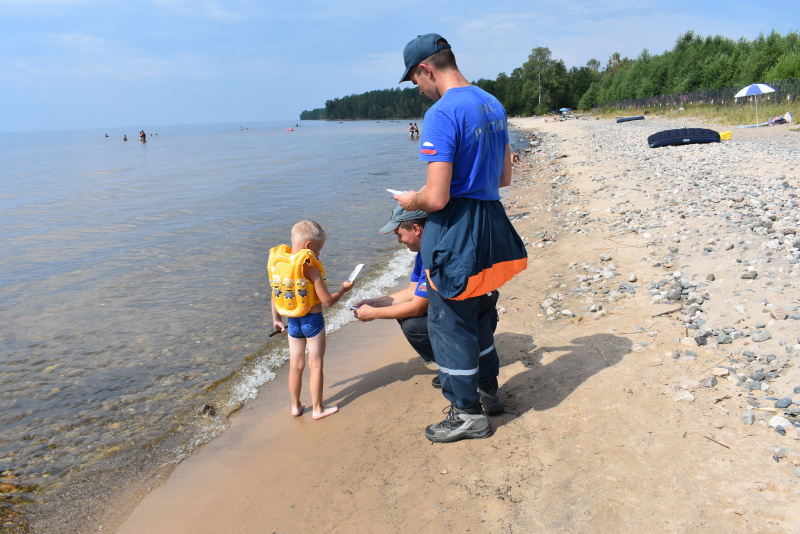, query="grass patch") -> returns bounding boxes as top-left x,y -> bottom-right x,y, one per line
592,101 -> 799,127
